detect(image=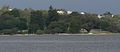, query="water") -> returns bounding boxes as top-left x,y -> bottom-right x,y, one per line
0,35 -> 120,52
